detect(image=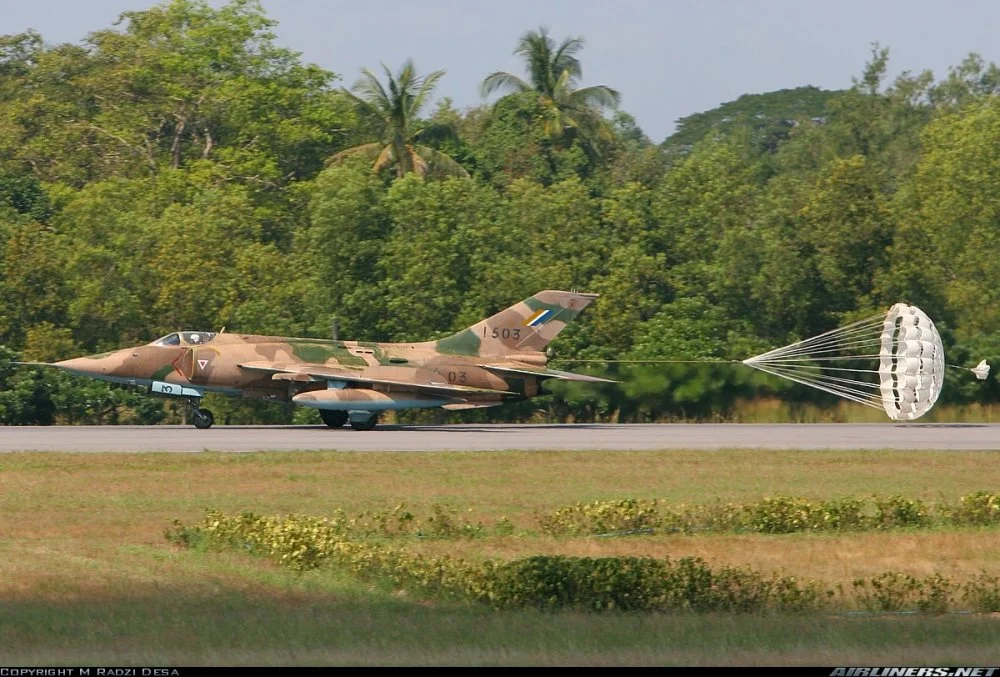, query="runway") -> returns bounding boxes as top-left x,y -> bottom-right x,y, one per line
0,423 -> 998,452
